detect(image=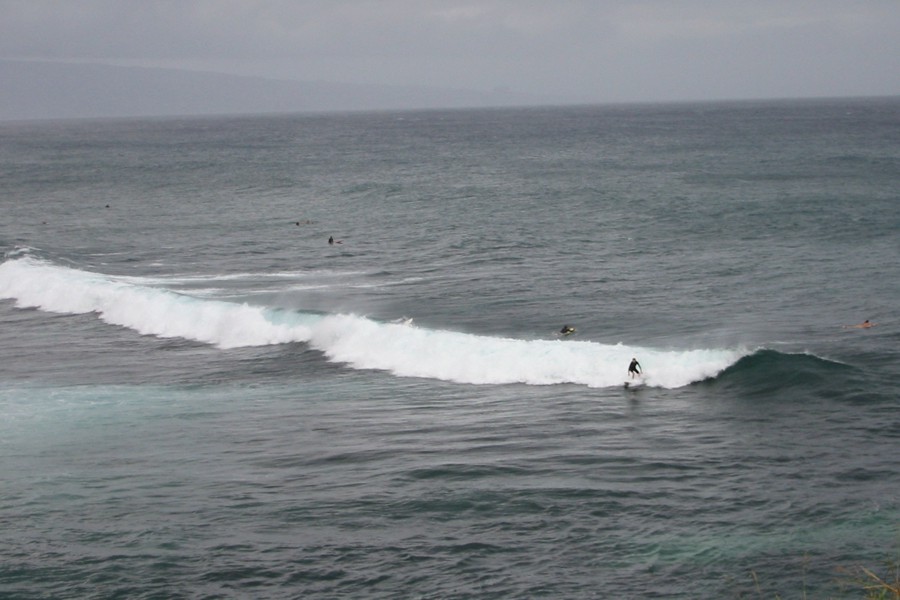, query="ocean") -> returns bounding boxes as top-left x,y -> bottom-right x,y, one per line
1,98 -> 898,599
